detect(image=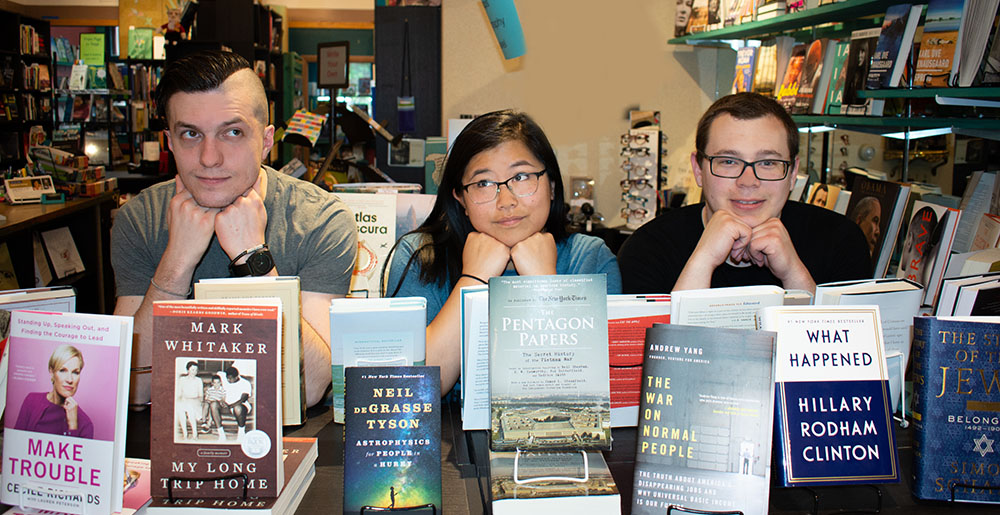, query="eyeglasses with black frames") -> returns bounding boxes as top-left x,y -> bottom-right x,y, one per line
460,170 -> 547,204
698,152 -> 792,181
